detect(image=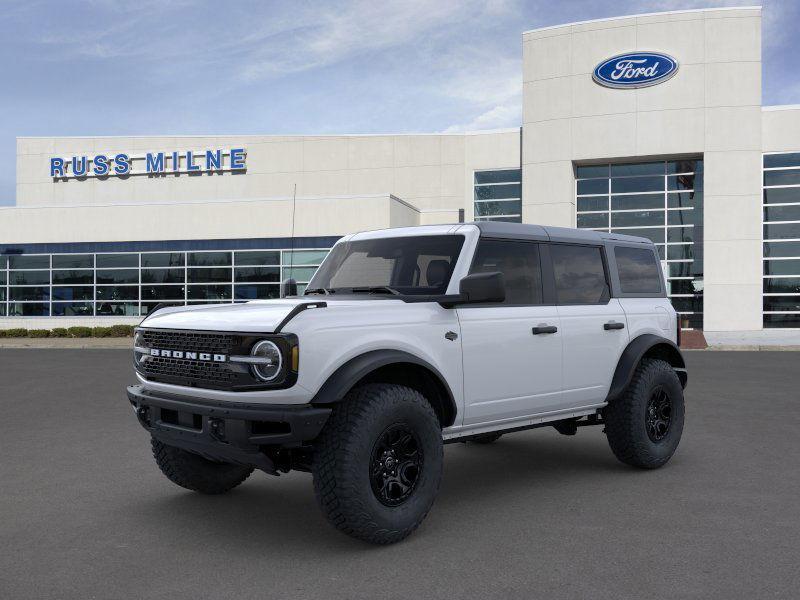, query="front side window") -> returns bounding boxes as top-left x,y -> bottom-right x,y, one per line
469,240 -> 542,304
308,235 -> 464,295
615,246 -> 663,294
551,244 -> 608,304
